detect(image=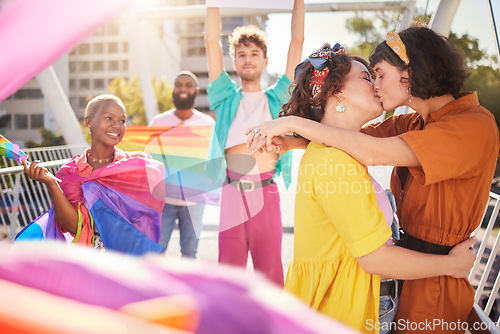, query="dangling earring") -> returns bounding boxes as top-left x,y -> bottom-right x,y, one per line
336,95 -> 346,113
407,87 -> 413,103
